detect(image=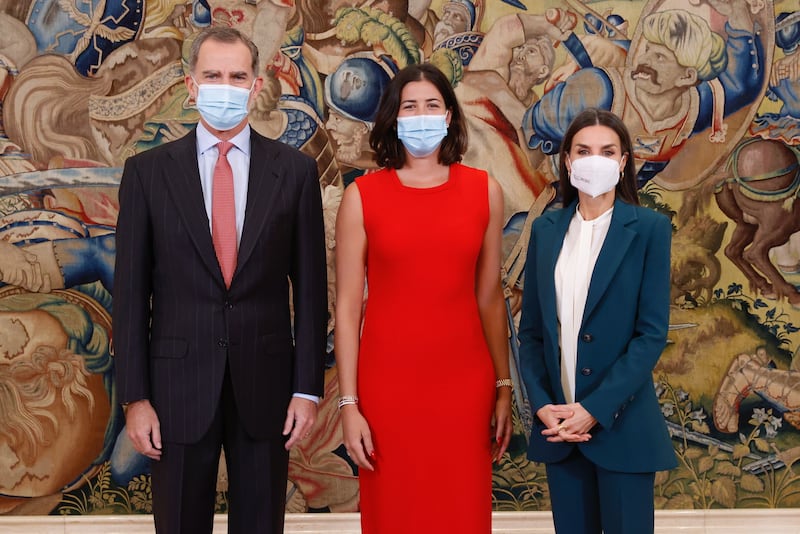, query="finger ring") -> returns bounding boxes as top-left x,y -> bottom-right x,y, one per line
557,425 -> 565,433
